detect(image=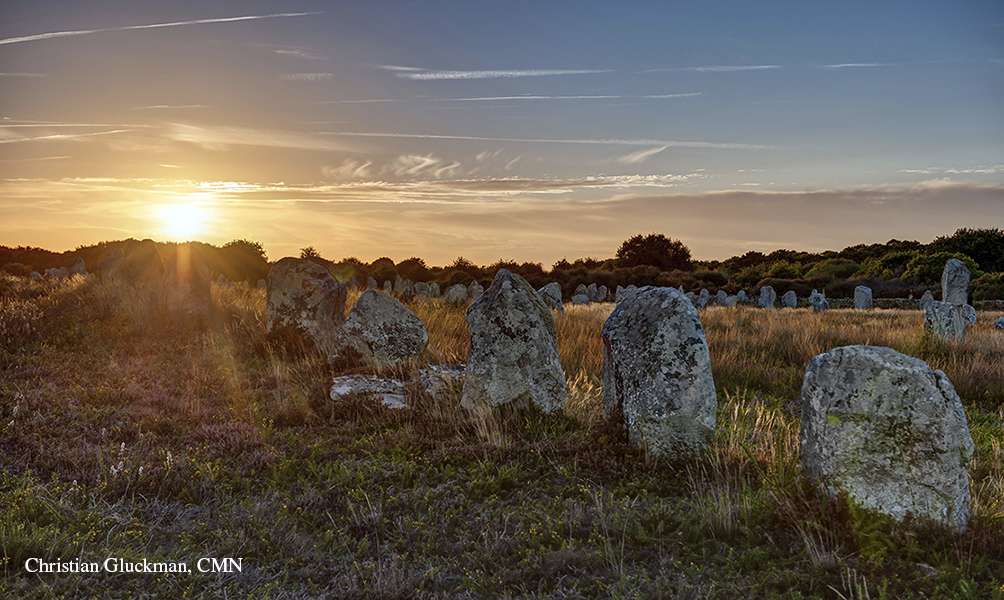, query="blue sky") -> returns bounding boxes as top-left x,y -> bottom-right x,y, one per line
0,1 -> 1002,262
